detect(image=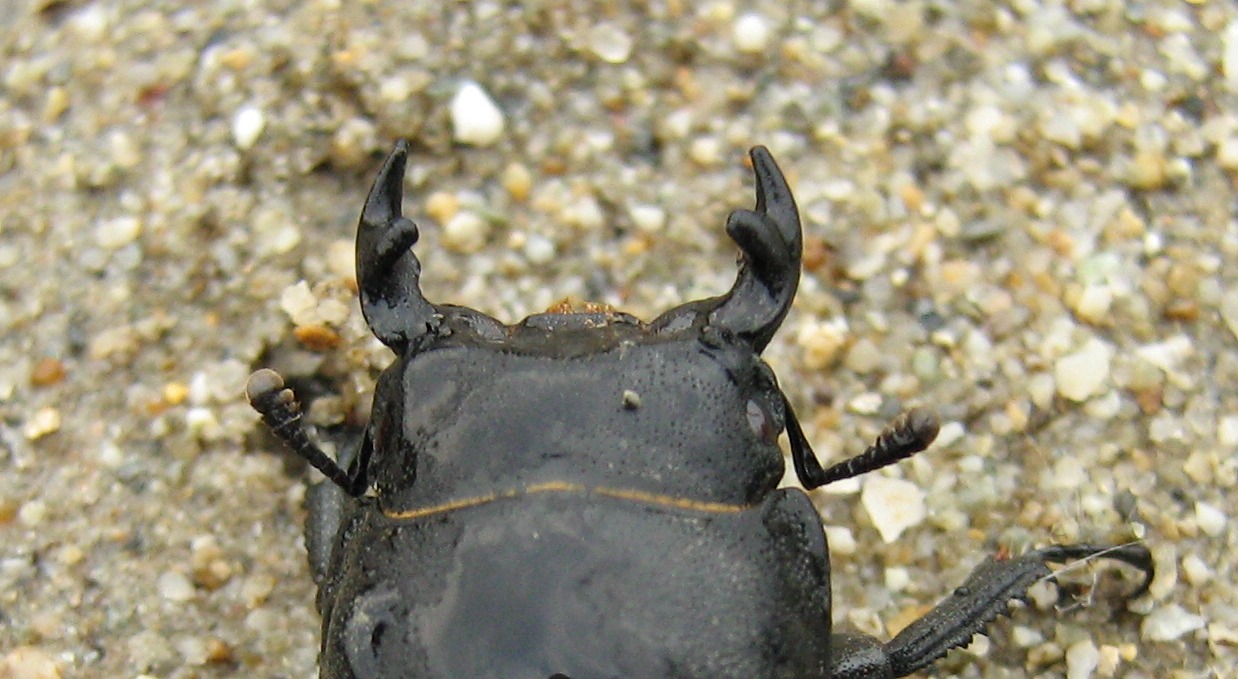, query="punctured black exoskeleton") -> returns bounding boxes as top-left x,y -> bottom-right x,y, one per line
247,142 -> 1153,678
